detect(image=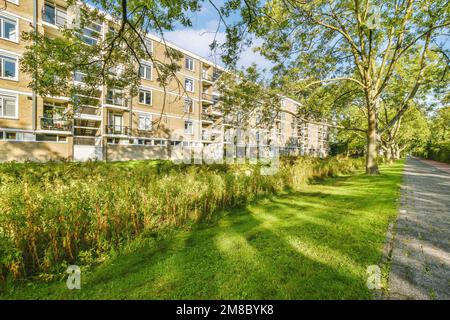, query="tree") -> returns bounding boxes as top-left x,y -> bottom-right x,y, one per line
20,0 -> 204,124
218,0 -> 450,174
216,65 -> 282,129
19,0 -> 450,172
425,106 -> 450,162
